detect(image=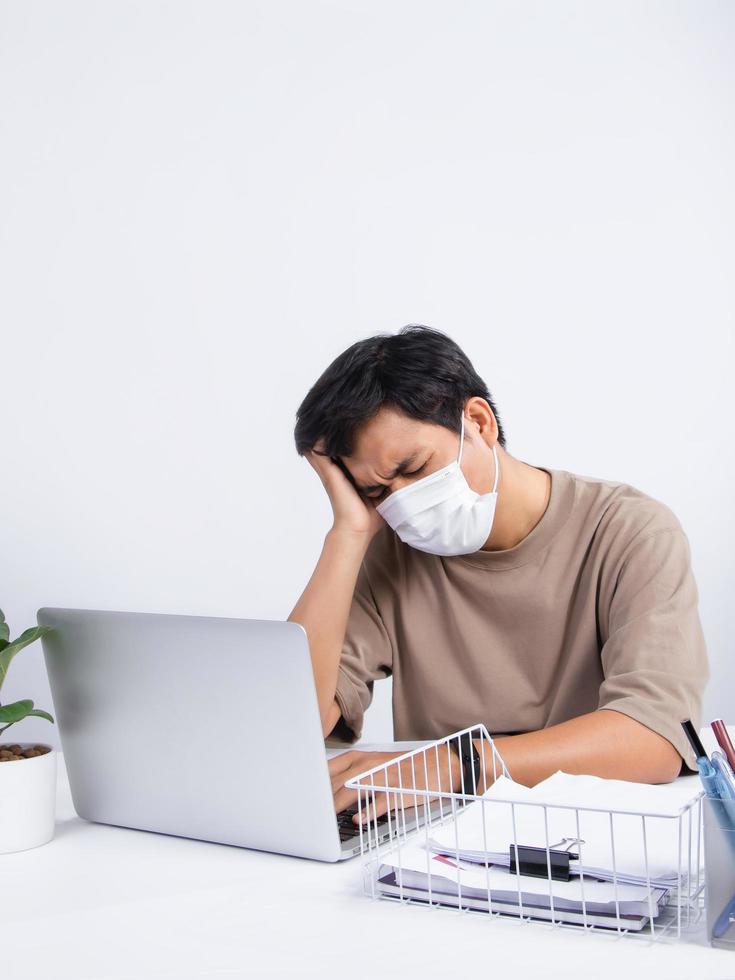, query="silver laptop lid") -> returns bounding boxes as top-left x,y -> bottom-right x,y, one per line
37,607 -> 344,862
